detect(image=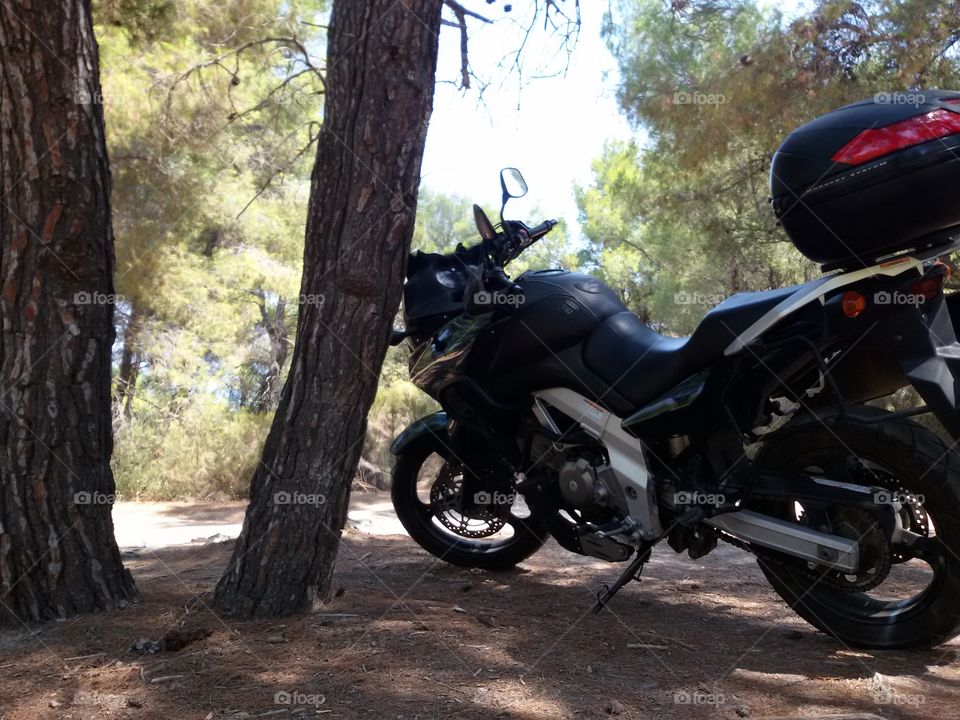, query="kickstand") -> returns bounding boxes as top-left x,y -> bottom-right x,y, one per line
591,547 -> 652,614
